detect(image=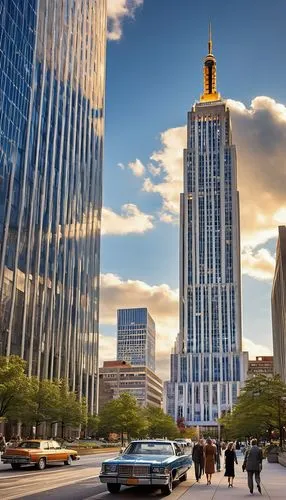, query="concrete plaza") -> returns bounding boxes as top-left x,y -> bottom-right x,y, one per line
179,452 -> 286,499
